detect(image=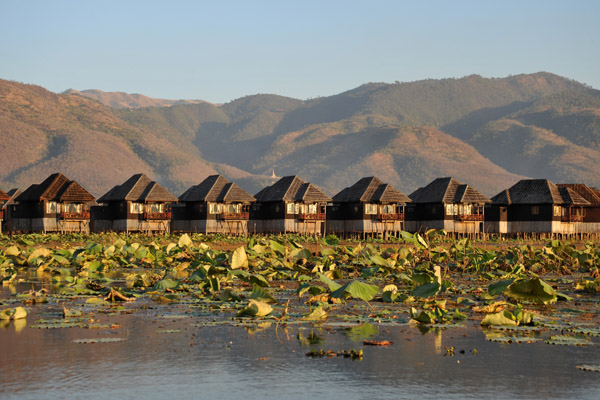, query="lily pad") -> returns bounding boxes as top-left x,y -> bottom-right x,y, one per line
0,307 -> 27,320
331,280 -> 379,302
236,300 -> 273,317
